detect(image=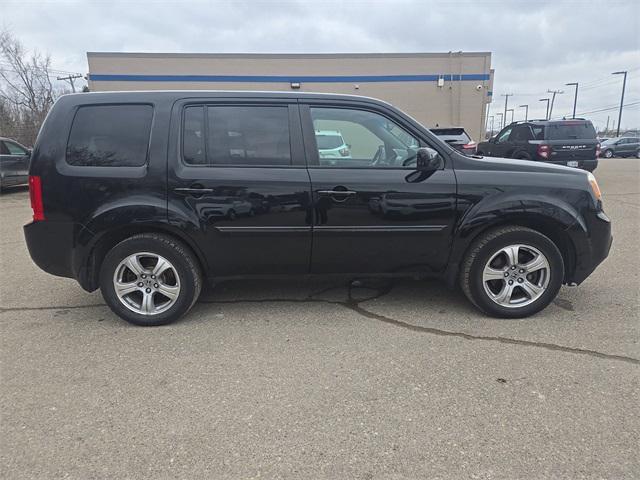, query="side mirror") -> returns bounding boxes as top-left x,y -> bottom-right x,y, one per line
416,147 -> 441,171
